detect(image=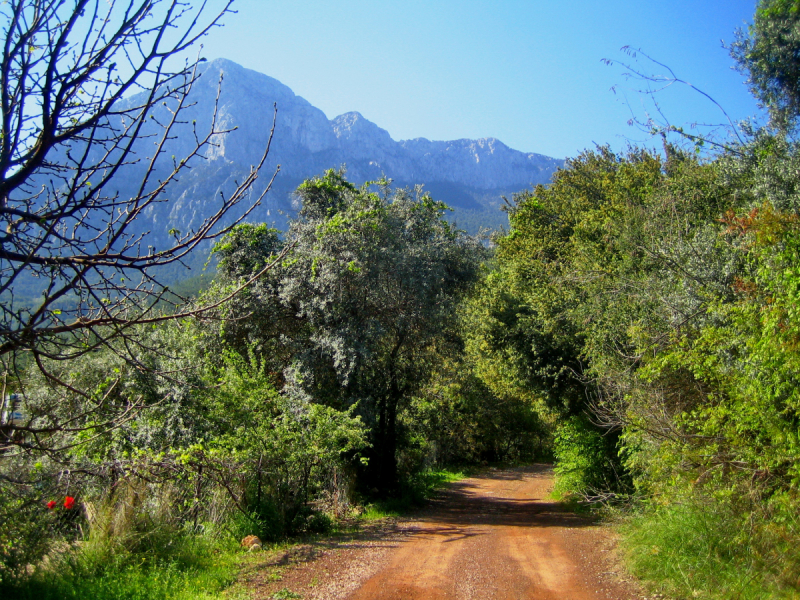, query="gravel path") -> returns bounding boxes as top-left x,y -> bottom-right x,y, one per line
245,465 -> 643,600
